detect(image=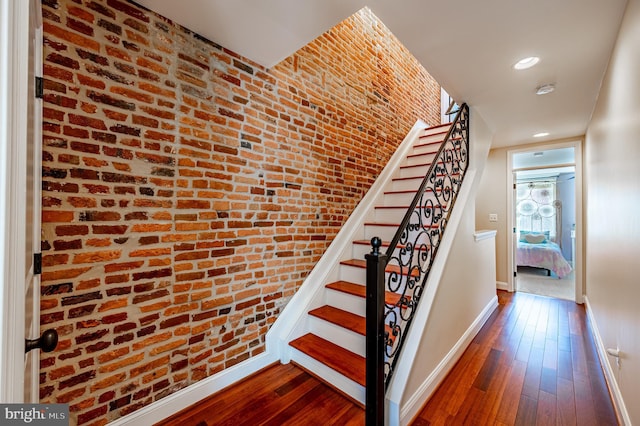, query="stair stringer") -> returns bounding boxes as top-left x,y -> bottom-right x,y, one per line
265,119 -> 430,374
